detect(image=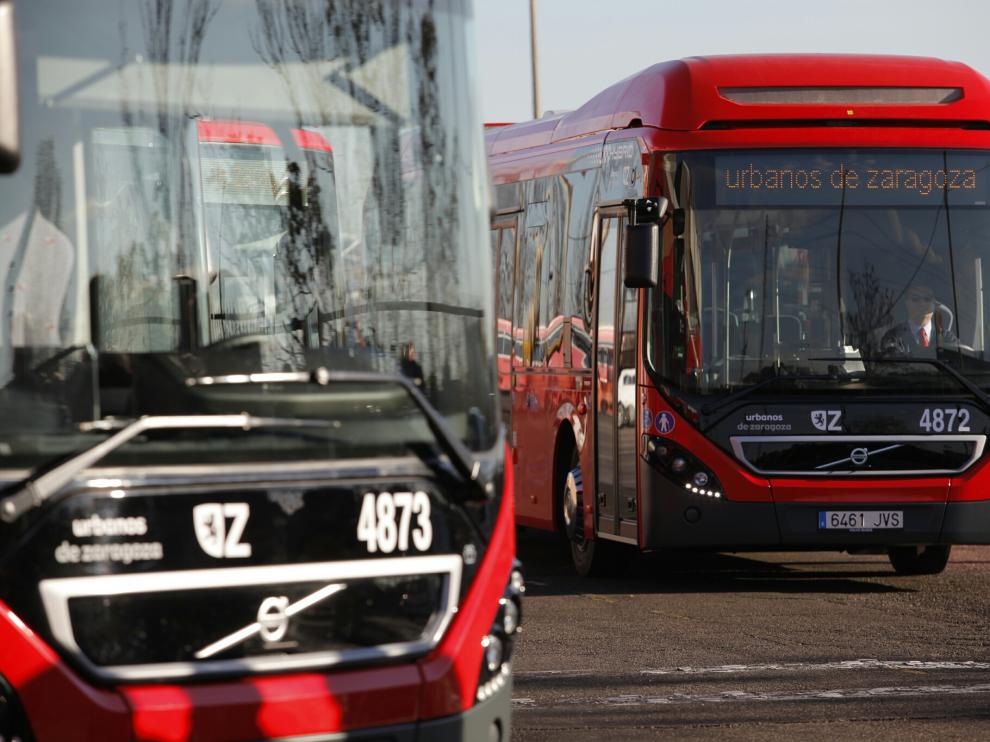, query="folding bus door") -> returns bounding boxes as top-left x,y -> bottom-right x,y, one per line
594,214 -> 636,541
